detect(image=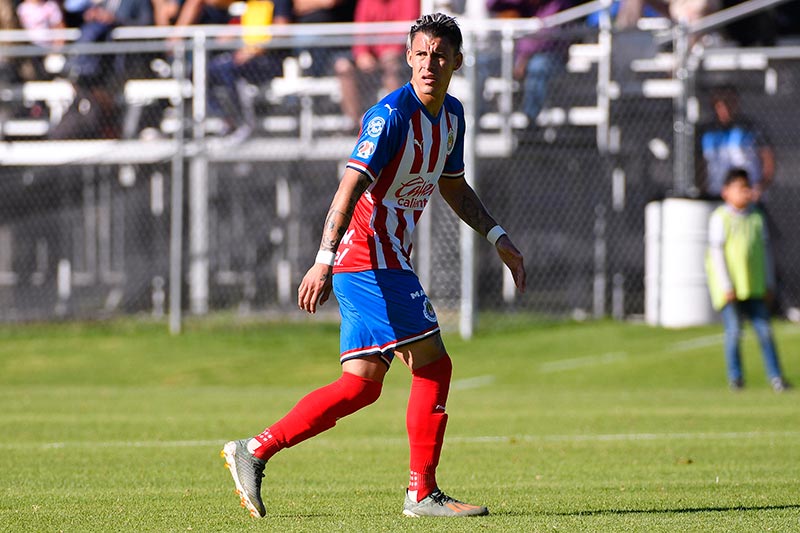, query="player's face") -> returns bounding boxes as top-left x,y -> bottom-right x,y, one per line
406,32 -> 463,108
